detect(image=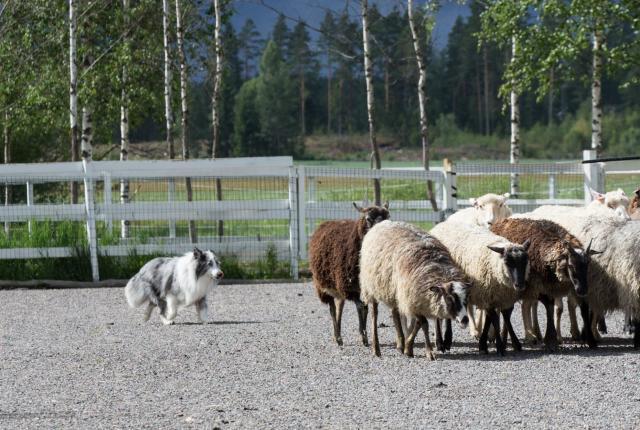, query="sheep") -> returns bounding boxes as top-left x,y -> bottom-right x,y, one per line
445,193 -> 512,228
309,202 -> 390,347
524,205 -> 640,347
490,218 -> 599,350
589,188 -> 631,220
629,187 -> 640,219
430,220 -> 530,355
359,221 -> 470,359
